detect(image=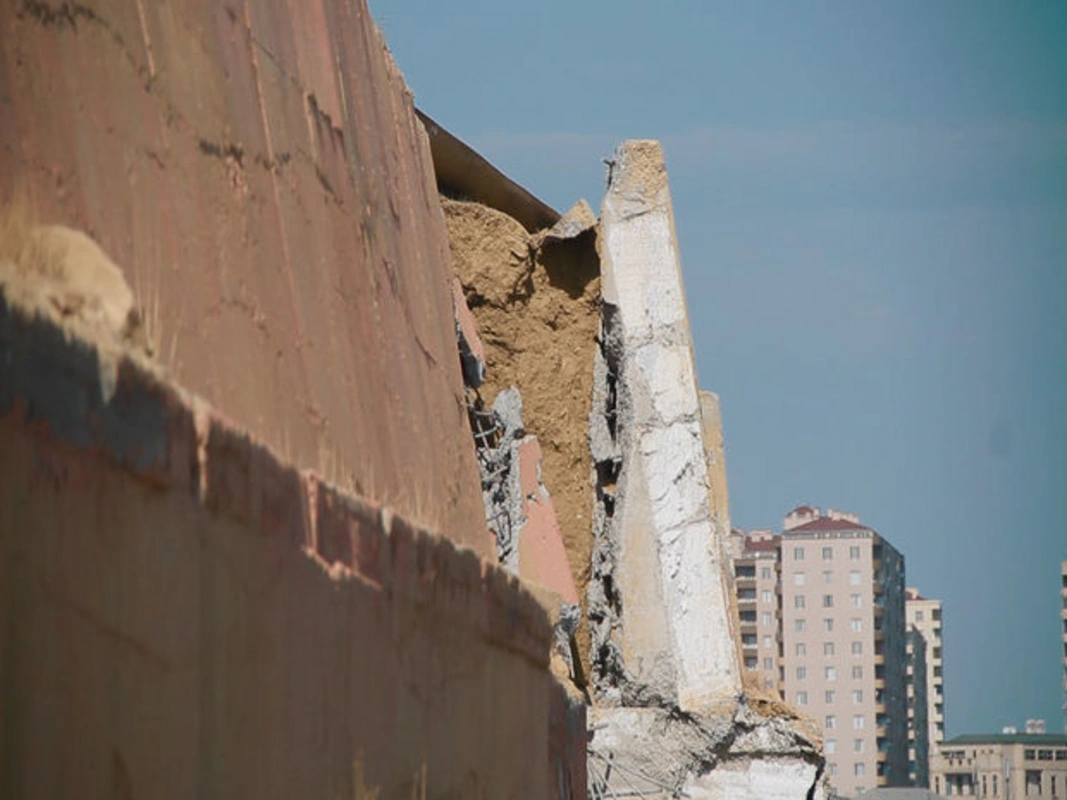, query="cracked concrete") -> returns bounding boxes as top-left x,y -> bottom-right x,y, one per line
587,141 -> 825,799
2,0 -> 492,553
